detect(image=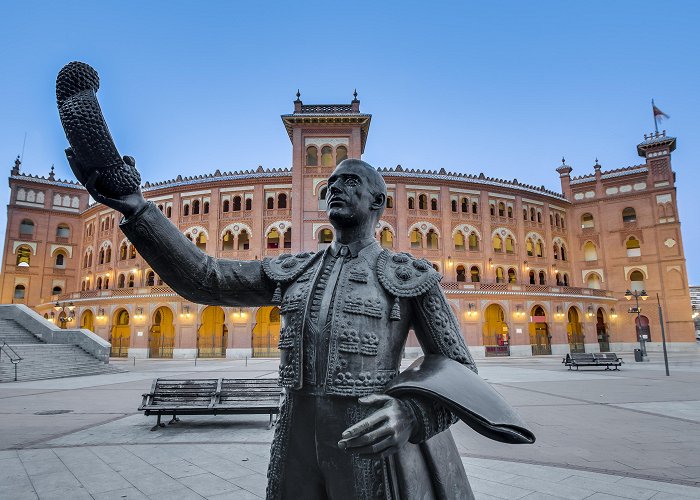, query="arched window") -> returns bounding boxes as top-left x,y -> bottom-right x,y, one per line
587,273 -> 601,289
16,246 -> 31,266
98,248 -> 105,265
584,241 -> 597,261
535,240 -> 543,257
306,146 -> 318,166
553,243 -> 560,260
538,271 -> 546,285
14,284 -> 25,299
556,273 -> 562,286
52,285 -> 62,295
278,193 -> 287,209
508,268 -> 517,283
630,270 -> 645,292
105,246 -> 111,263
431,198 -> 438,210
183,204 -> 190,216
472,202 -> 478,214
453,231 -> 465,251
505,236 -> 515,254
380,228 -> 393,248
129,245 -> 136,259
498,202 -> 505,217
426,230 -> 439,249
468,232 -> 479,251
507,206 -> 513,218
490,204 -> 496,216
195,233 -> 206,251
203,201 -> 209,214
626,236 -> 641,257
563,274 -> 569,286
386,196 -> 394,209
410,229 -> 423,248
408,197 -> 415,209
530,208 -> 536,222
525,209 -> 530,221
245,198 -> 252,210
456,265 -> 466,282
537,211 -> 542,223
104,277 -> 110,289
529,270 -> 535,284
267,228 -> 280,249
166,206 -> 172,218
222,230 -> 234,251
267,197 -> 274,210
560,244 -> 567,261
555,213 -> 560,227
54,252 -> 65,267
96,277 -> 103,290
56,224 -> 70,239
461,198 -> 468,213
496,267 -> 505,283
622,207 -> 637,223
550,214 -> 554,226
335,145 -> 347,165
321,146 -> 333,167
238,230 -> 250,250
470,266 -> 480,283
283,229 -> 292,249
526,239 -> 534,257
158,204 -> 164,212
233,196 -> 242,211
19,219 -> 34,236
493,235 -> 503,252
561,218 -> 565,230
418,194 -> 428,210
192,200 -> 200,214
120,242 -> 128,260
319,228 -> 334,244
222,199 -> 230,212
318,187 -> 328,211
118,274 -> 125,288
581,213 -> 594,229
146,270 -> 155,286
128,273 -> 135,287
